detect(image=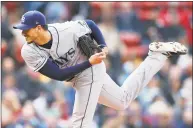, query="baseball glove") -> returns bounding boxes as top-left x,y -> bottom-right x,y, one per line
78,34 -> 102,58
